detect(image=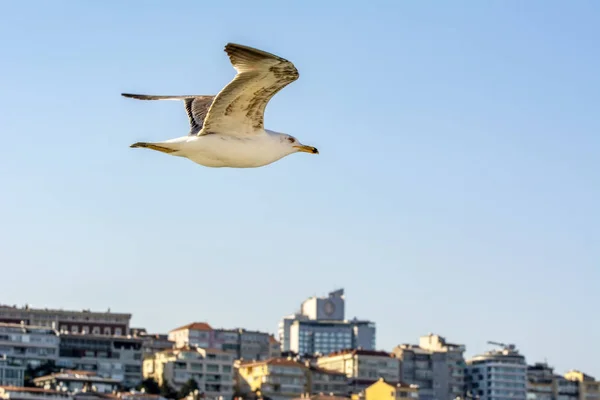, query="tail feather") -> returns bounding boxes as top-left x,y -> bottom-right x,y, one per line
122,93 -> 196,101
130,142 -> 178,154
